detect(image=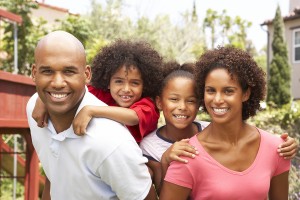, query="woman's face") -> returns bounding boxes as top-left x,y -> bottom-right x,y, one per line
204,68 -> 250,124
156,77 -> 199,130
